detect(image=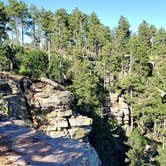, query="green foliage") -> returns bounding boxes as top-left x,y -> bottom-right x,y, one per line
0,1 -> 9,43
0,43 -> 23,71
47,54 -> 71,83
155,145 -> 166,166
19,49 -> 48,77
68,59 -> 99,111
126,128 -> 147,166
47,54 -> 61,81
